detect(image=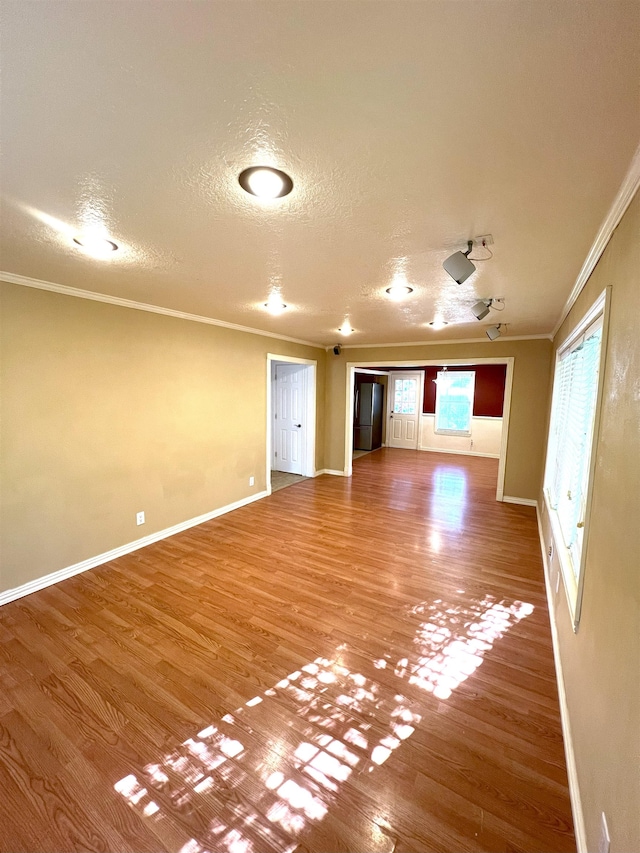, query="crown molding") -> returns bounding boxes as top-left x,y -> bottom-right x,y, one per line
331,333 -> 552,350
0,270 -> 324,349
552,141 -> 640,338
